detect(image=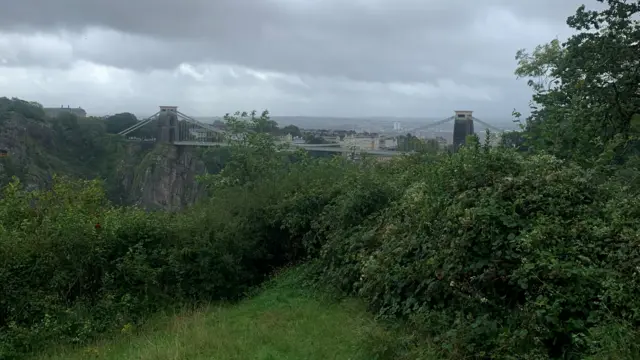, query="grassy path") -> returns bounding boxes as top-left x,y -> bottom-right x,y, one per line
36,269 -> 397,360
